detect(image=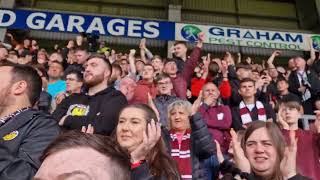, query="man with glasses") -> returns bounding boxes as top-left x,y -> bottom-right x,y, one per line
153,74 -> 180,127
